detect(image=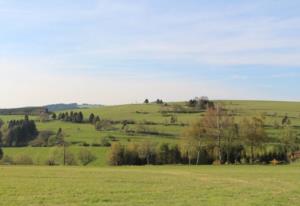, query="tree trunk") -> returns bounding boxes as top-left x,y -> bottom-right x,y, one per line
217,105 -> 222,163
196,150 -> 200,165
63,143 -> 66,166
196,141 -> 201,165
227,147 -> 230,164
250,143 -> 254,164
